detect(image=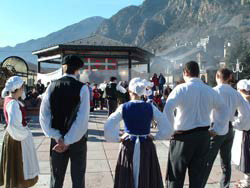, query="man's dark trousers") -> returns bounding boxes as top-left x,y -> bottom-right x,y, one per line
107,99 -> 117,116
166,129 -> 210,188
50,136 -> 87,188
203,125 -> 235,188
